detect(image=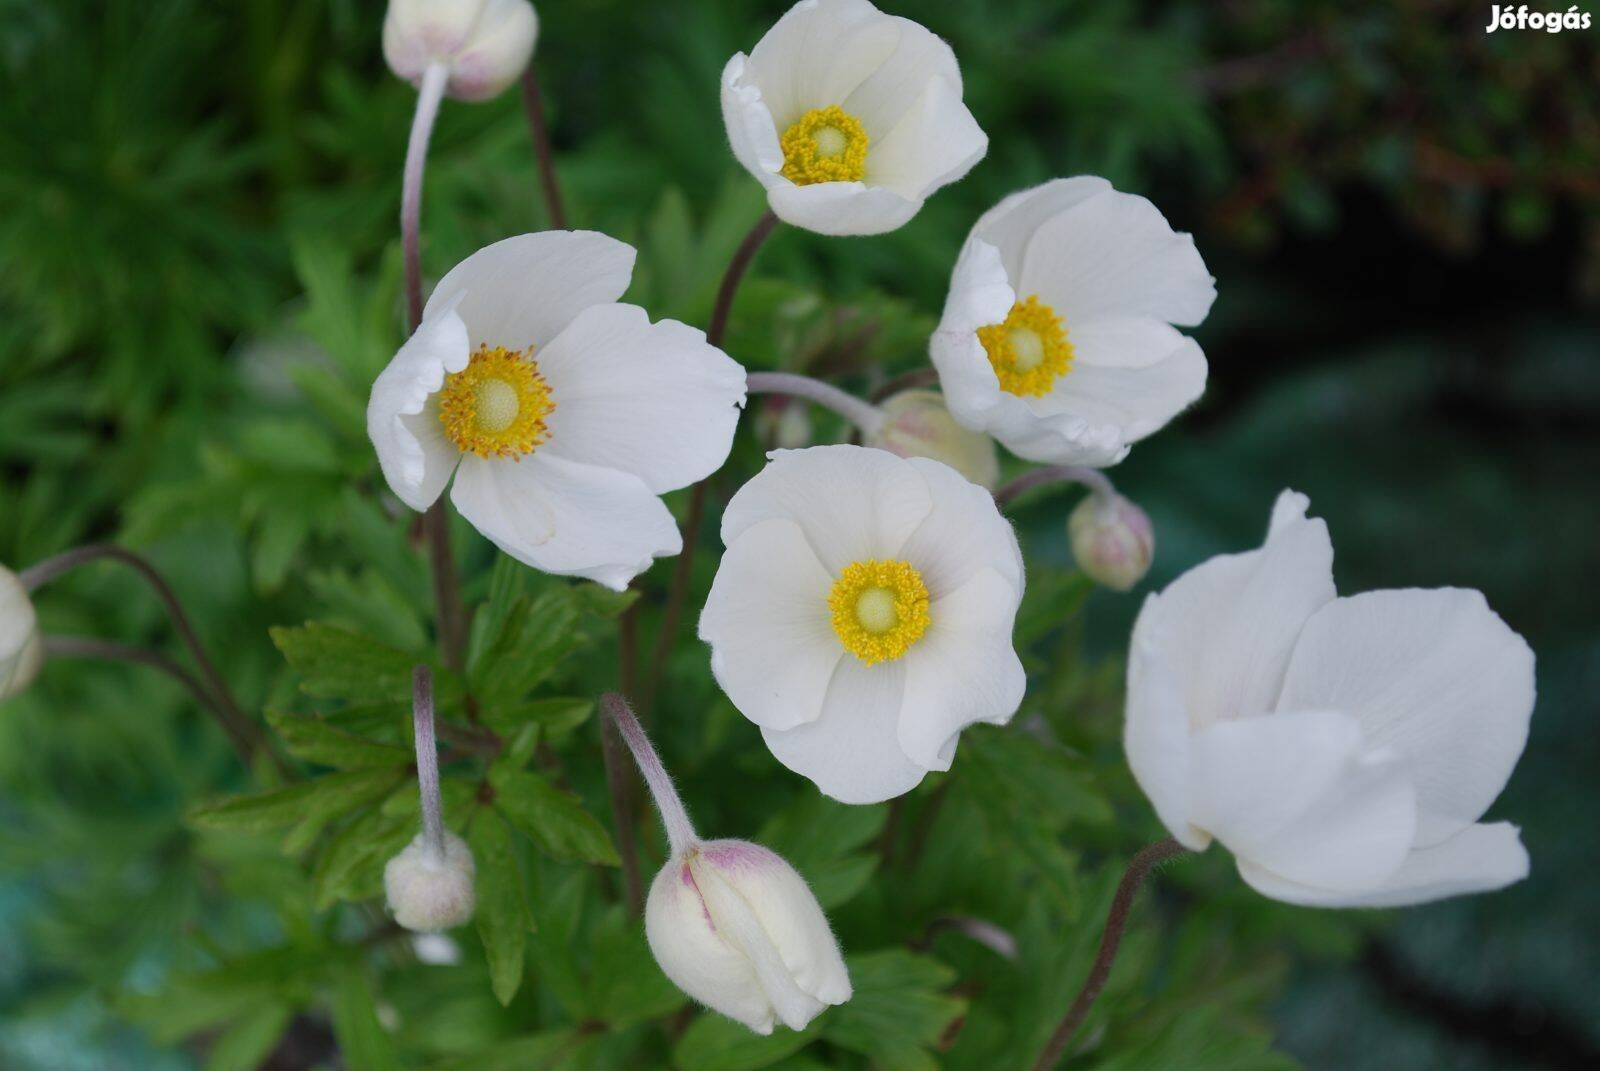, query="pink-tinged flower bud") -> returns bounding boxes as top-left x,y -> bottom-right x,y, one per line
383,0 -> 538,102
646,839 -> 851,1035
754,396 -> 814,451
868,389 -> 999,489
1068,491 -> 1154,591
384,830 -> 476,931
0,565 -> 42,701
